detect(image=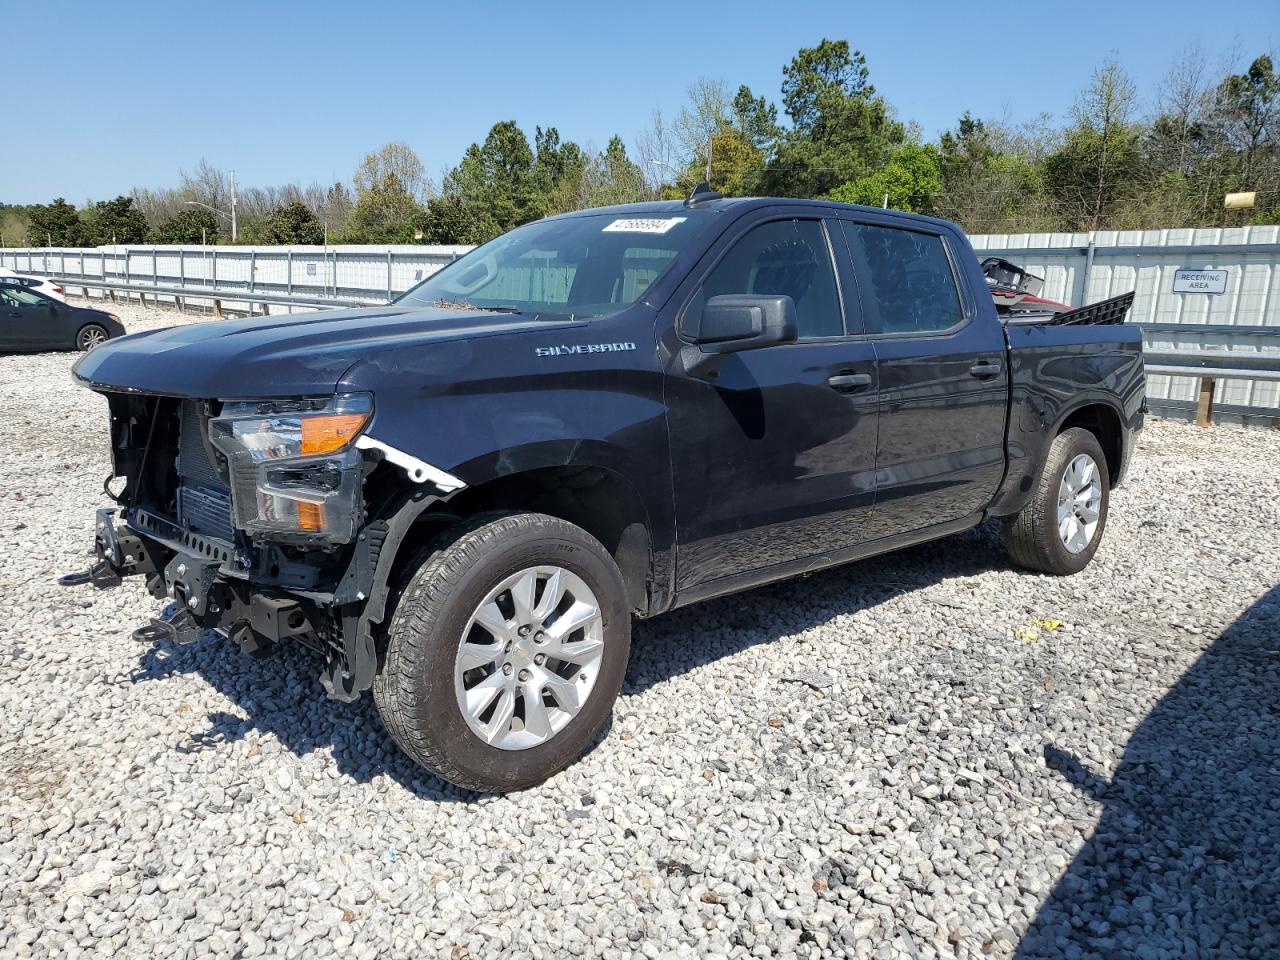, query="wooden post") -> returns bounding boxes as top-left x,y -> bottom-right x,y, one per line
213,299 -> 223,320
1195,376 -> 1216,427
